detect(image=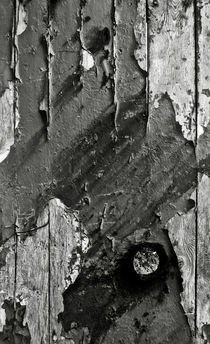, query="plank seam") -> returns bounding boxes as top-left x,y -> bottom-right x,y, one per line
194,0 -> 199,339
146,0 -> 149,118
